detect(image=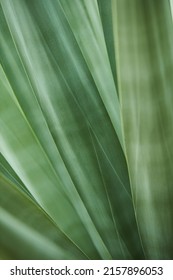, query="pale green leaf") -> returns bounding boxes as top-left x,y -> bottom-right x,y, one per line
113,0 -> 173,259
